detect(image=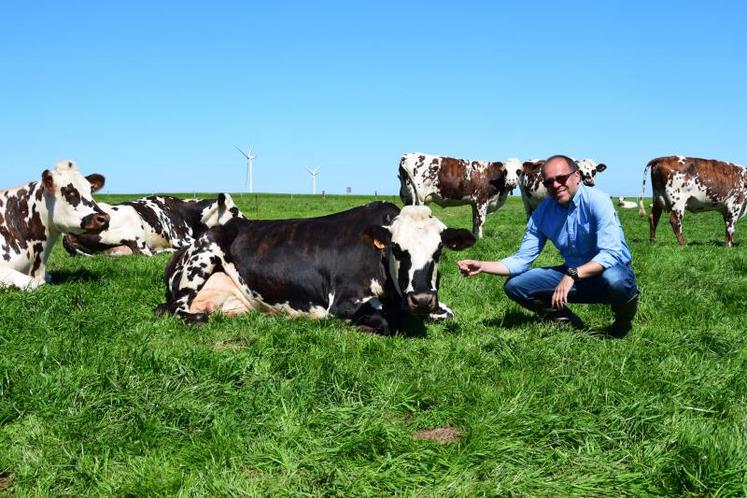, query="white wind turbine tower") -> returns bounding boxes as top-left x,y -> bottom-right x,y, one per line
235,144 -> 256,193
305,166 -> 320,194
